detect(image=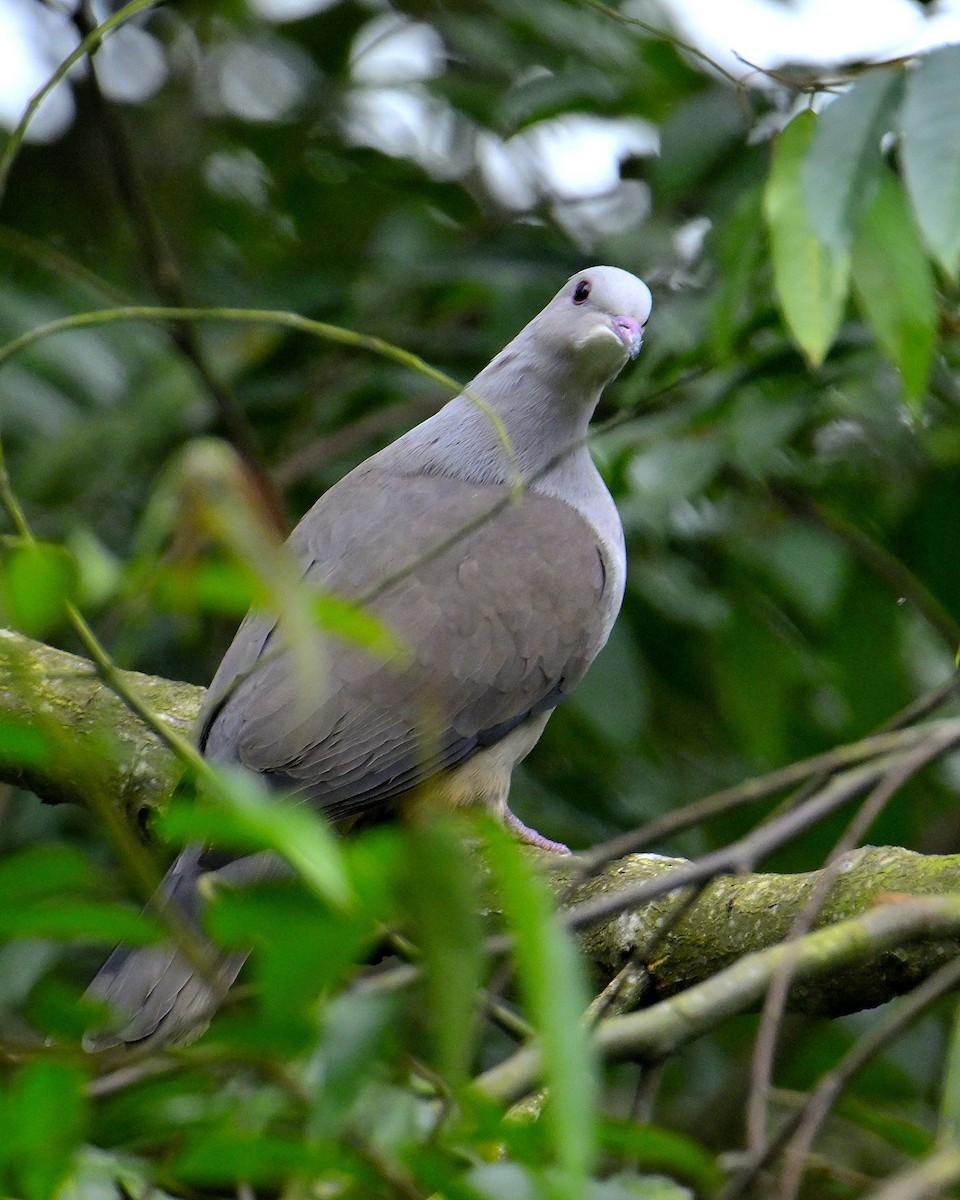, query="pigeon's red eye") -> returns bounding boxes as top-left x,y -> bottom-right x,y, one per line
572,280 -> 591,304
